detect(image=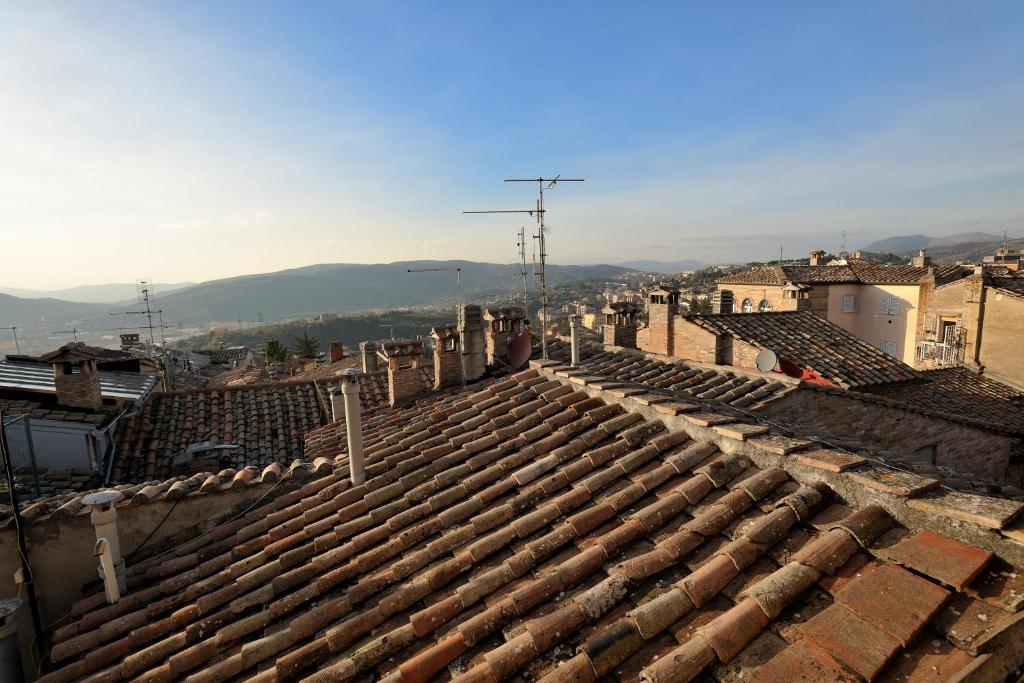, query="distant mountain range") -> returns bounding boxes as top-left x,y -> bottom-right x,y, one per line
0,260 -> 630,353
614,259 -> 707,273
861,232 -> 1010,254
0,282 -> 194,304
